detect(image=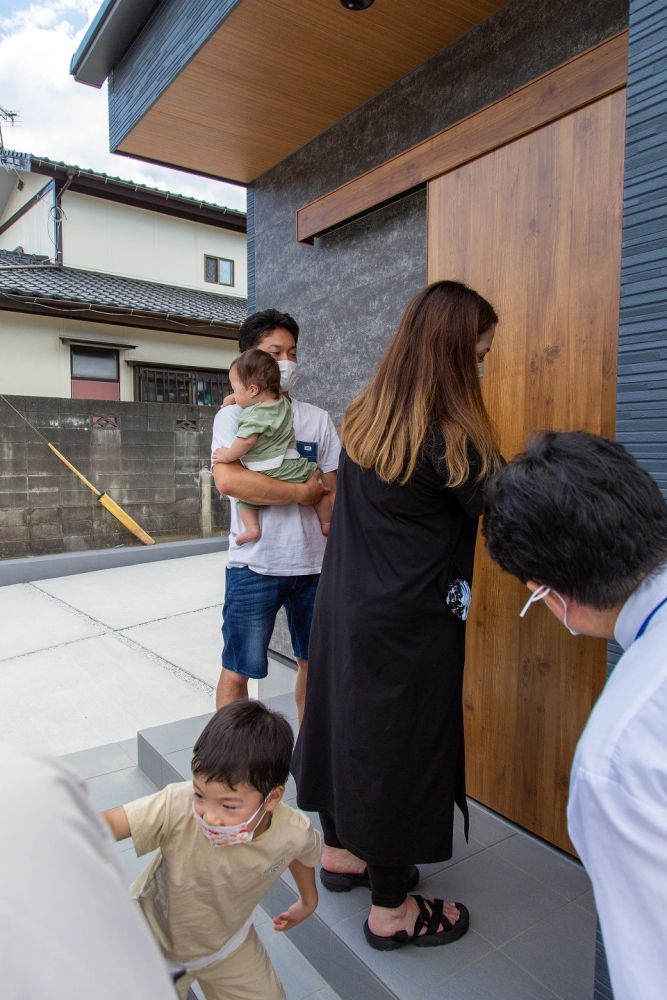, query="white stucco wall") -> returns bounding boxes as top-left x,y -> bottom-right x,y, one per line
0,173 -> 55,258
61,193 -> 247,296
0,311 -> 240,400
